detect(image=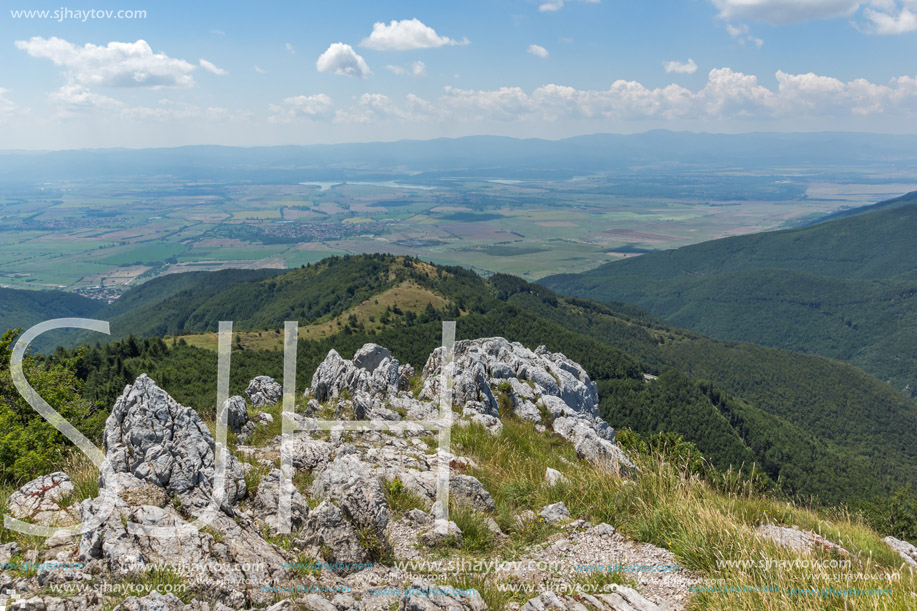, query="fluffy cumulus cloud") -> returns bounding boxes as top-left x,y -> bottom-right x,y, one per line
527,44 -> 550,59
316,43 -> 372,78
361,18 -> 468,50
15,37 -> 197,88
863,4 -> 917,33
538,0 -> 601,12
435,68 -> 917,122
268,93 -> 334,123
386,61 -> 427,77
711,0 -> 861,25
199,59 -> 228,75
663,58 -> 698,74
